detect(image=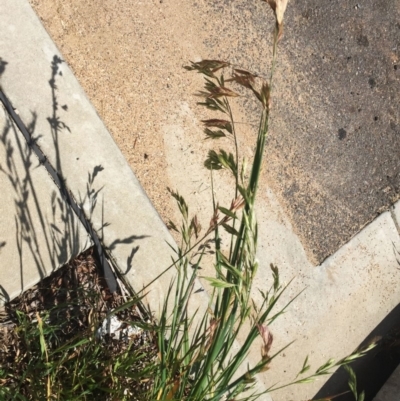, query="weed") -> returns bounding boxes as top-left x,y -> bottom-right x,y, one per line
140,1 -> 376,400
0,249 -> 157,401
